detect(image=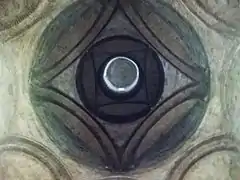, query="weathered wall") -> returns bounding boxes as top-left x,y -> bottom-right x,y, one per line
0,0 -> 239,180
